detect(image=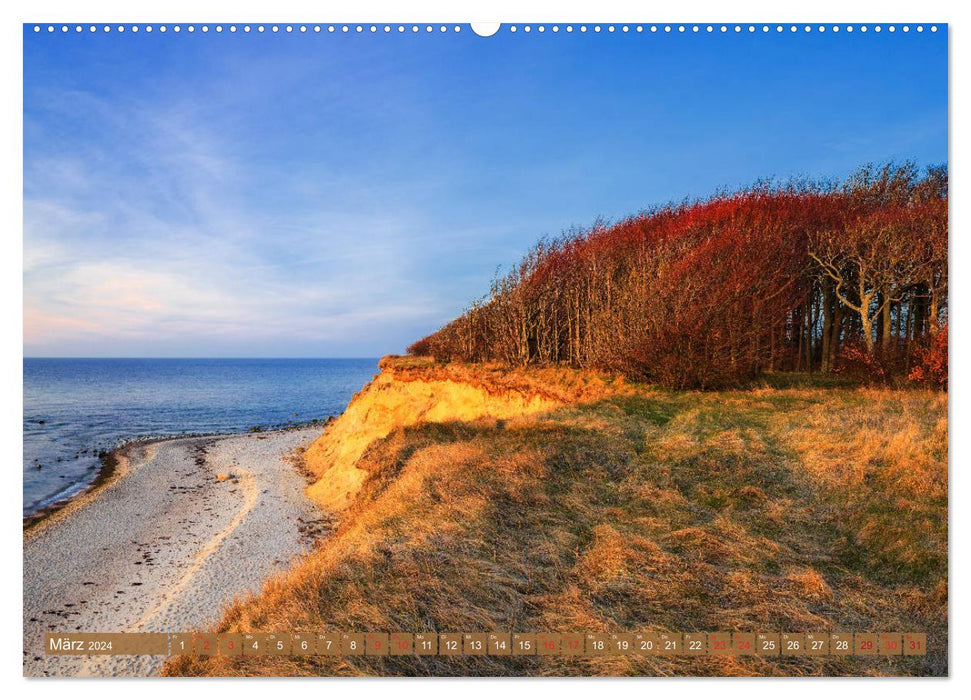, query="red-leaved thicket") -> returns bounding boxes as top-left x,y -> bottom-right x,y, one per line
409,163 -> 948,389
